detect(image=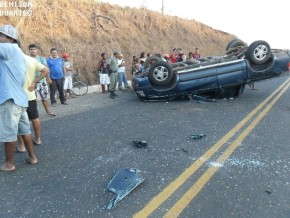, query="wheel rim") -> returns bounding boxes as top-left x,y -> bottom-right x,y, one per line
253,44 -> 268,61
153,66 -> 168,81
